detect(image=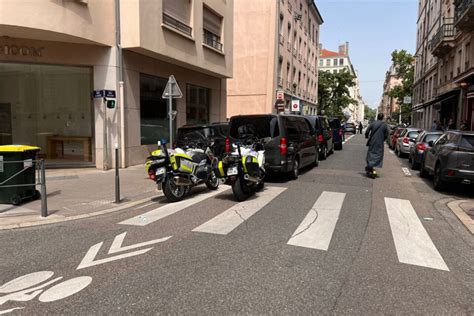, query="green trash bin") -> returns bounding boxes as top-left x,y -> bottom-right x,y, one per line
0,145 -> 41,205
